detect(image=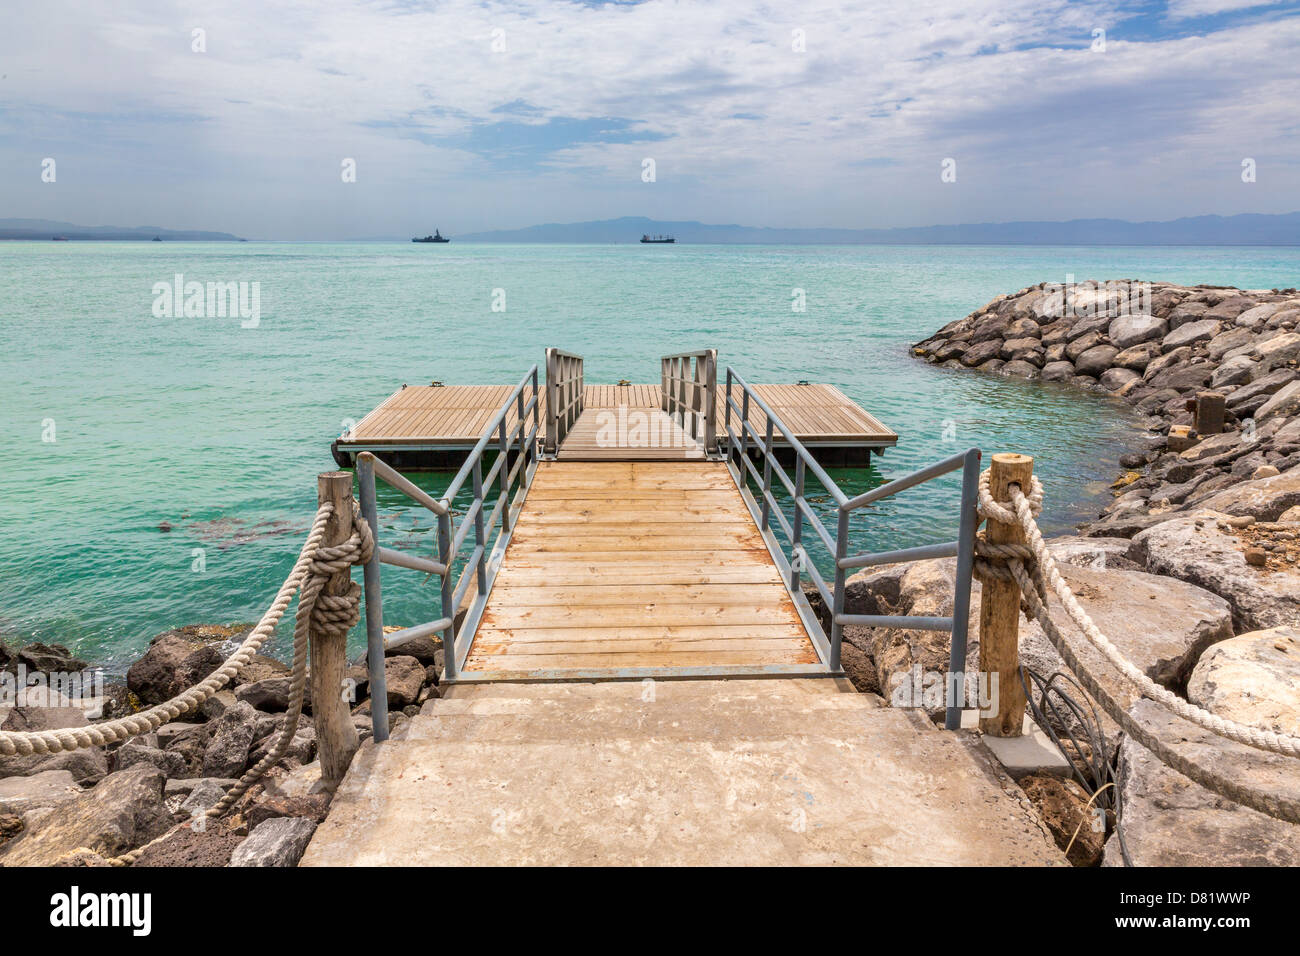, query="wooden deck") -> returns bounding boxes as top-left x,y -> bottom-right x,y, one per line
463,461 -> 818,673
556,407 -> 705,460
334,382 -> 896,463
